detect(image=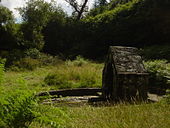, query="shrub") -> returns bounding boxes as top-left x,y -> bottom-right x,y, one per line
6,49 -> 24,66
8,52 -> 62,71
0,91 -> 37,128
0,87 -> 37,128
11,57 -> 40,71
0,74 -> 38,128
24,48 -> 41,59
38,53 -> 63,66
65,56 -> 88,67
144,60 -> 170,94
165,90 -> 170,104
142,45 -> 170,60
31,105 -> 68,128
